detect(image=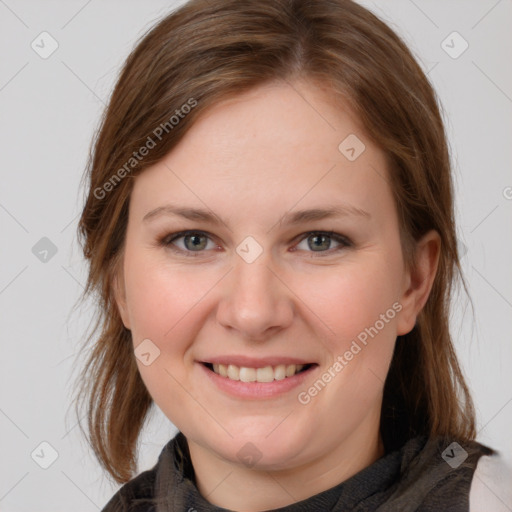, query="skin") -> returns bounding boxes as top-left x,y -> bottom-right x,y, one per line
114,80 -> 440,511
